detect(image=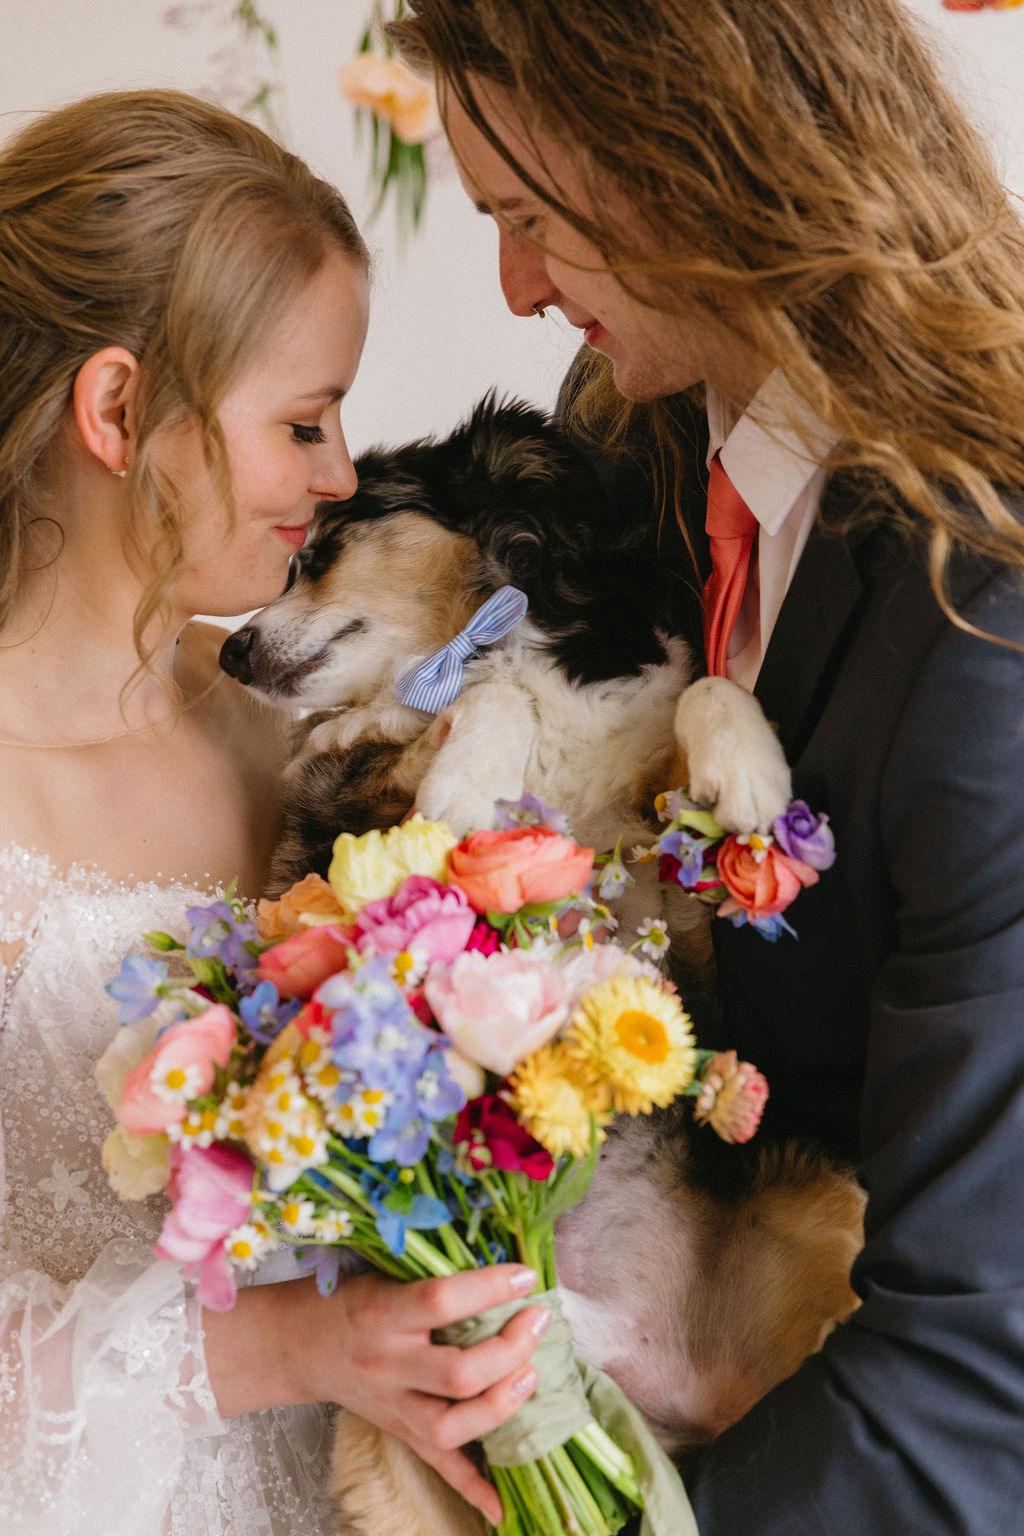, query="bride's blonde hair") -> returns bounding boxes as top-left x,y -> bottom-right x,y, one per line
394,0 -> 1024,632
0,88 -> 368,663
